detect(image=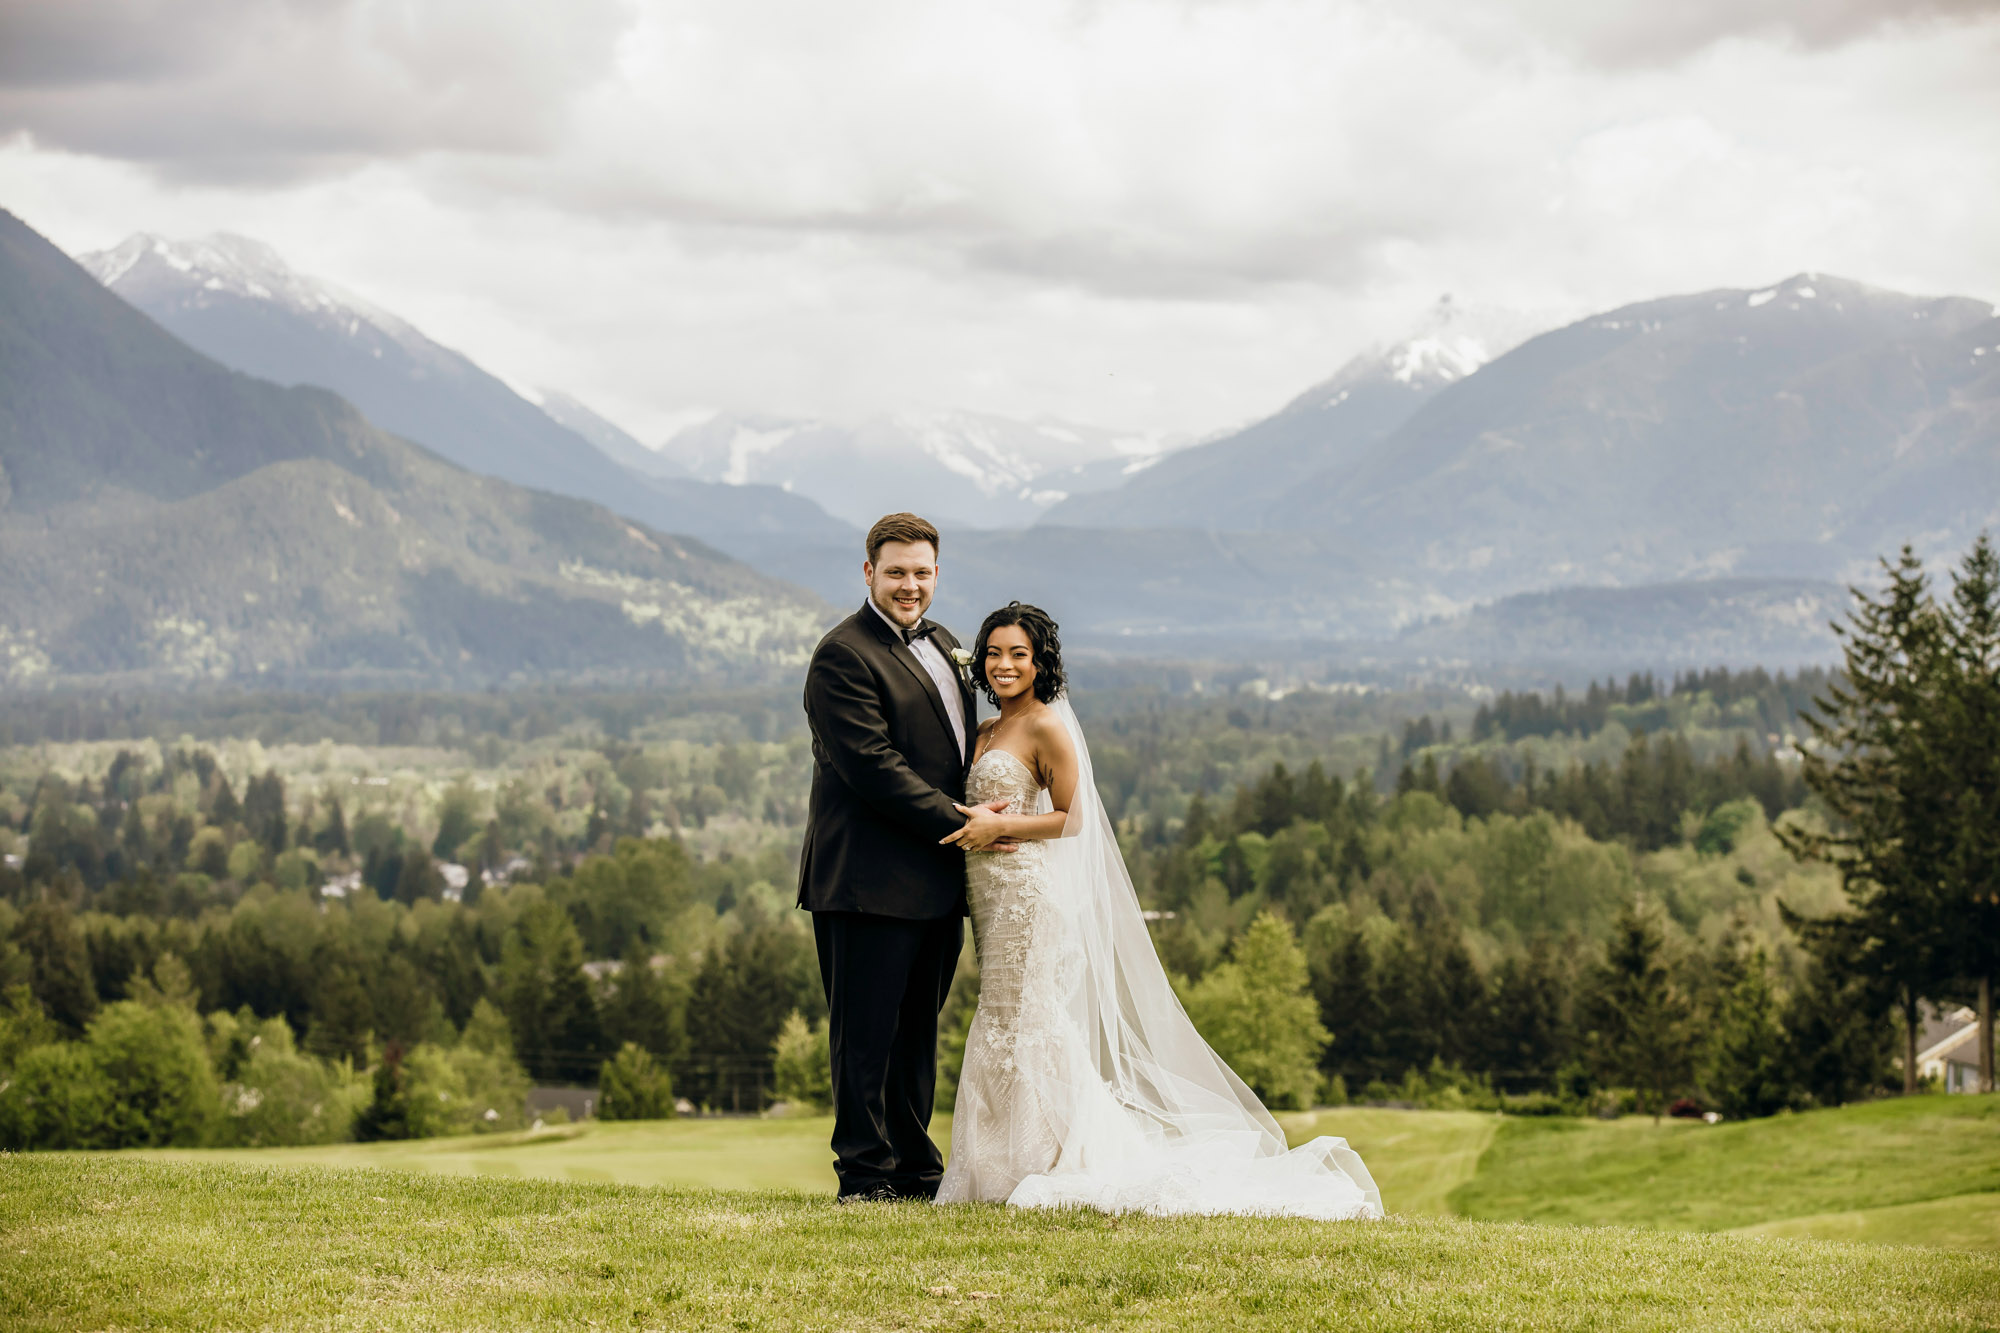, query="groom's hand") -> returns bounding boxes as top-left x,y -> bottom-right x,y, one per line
979,797 -> 1023,851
